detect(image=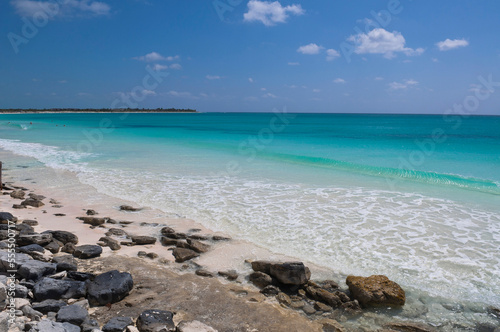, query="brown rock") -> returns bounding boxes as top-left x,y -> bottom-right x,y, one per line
21,198 -> 44,207
105,228 -> 128,237
346,275 -> 405,307
218,270 -> 238,281
160,227 -> 175,235
276,292 -> 291,306
251,261 -> 273,275
119,205 -> 142,212
302,304 -> 316,315
196,269 -> 214,278
77,217 -> 107,226
86,209 -> 98,215
146,252 -> 158,259
130,235 -> 156,245
165,232 -> 187,239
212,235 -> 231,241
189,234 -> 209,241
187,239 -> 210,253
10,190 -> 25,199
160,237 -> 179,246
317,318 -> 346,332
172,248 -> 199,263
314,301 -> 332,312
249,271 -> 273,288
290,300 -> 305,309
340,300 -> 362,317
306,286 -> 342,308
61,242 -> 76,254
12,204 -> 26,209
384,322 -> 437,332
99,236 -> 121,250
269,262 -> 309,285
